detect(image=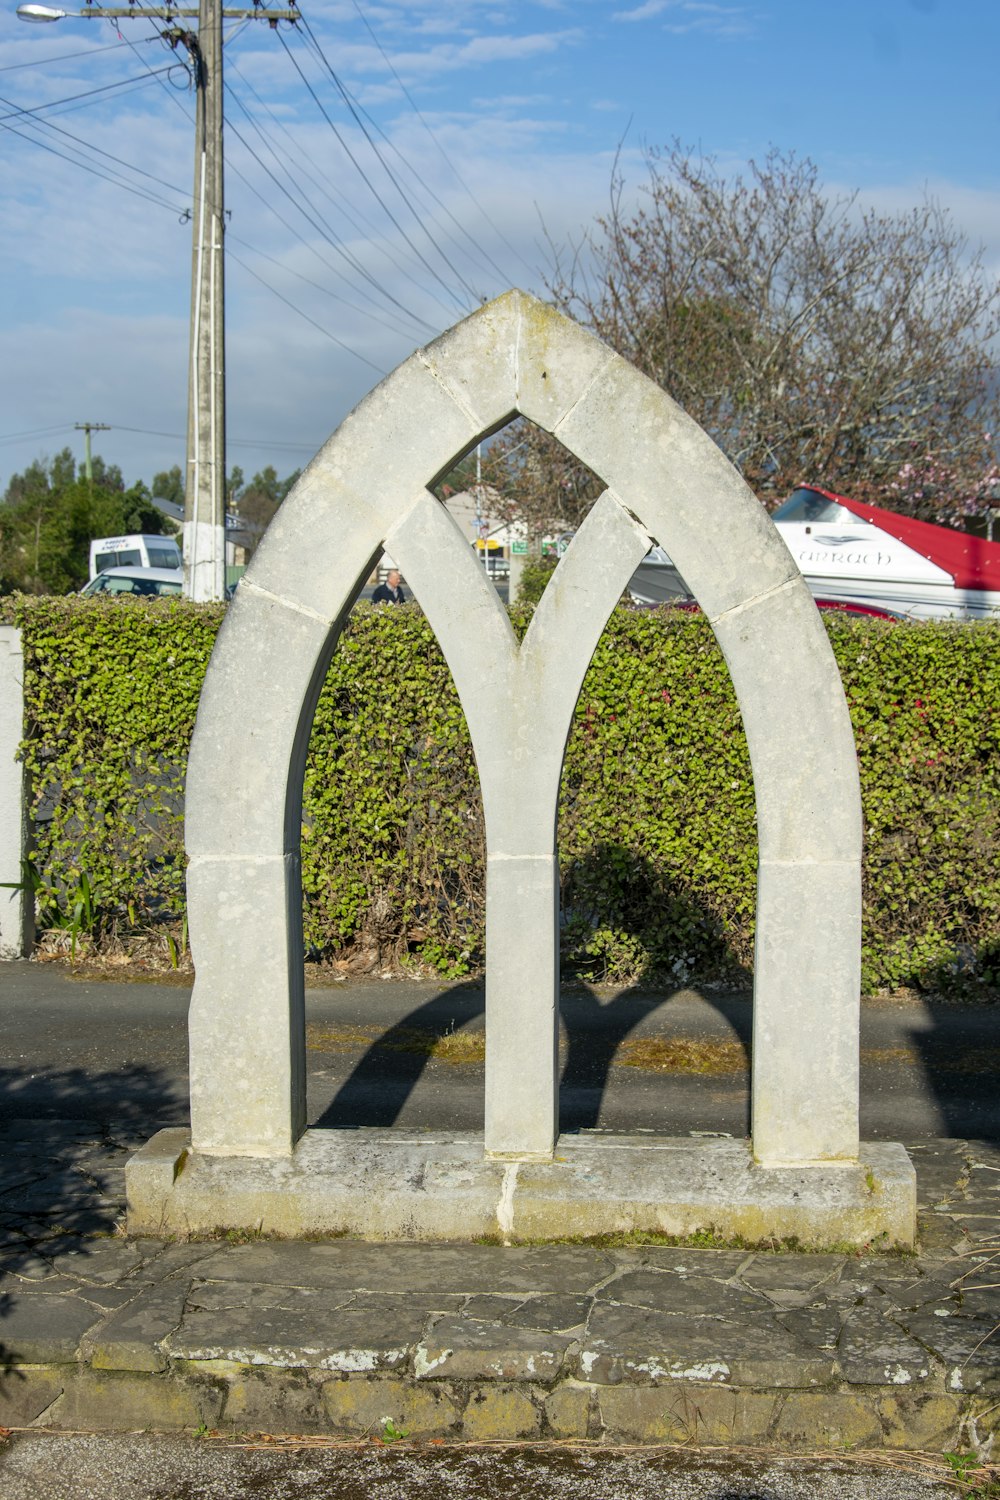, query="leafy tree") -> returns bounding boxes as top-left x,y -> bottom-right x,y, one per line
231,465 -> 301,560
226,465 -> 245,505
244,465 -> 301,506
151,465 -> 185,508
121,483 -> 177,537
533,143 -> 1000,524
0,450 -> 172,595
